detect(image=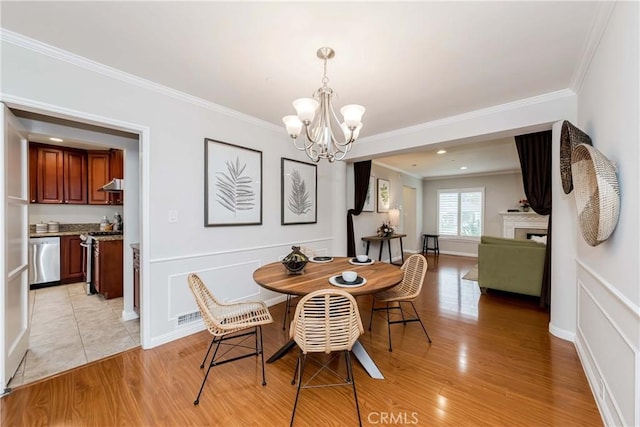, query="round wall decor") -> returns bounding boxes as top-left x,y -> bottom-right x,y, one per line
560,120 -> 592,194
